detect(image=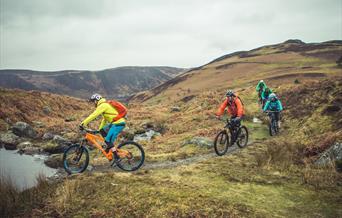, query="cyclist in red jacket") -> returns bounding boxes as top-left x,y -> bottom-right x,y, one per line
216,90 -> 245,126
